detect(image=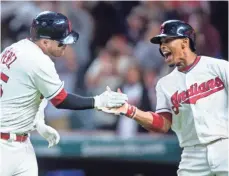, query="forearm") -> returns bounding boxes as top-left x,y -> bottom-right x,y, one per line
56,93 -> 94,110
127,106 -> 172,133
101,101 -> 172,132
133,109 -> 155,132
52,87 -> 127,110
